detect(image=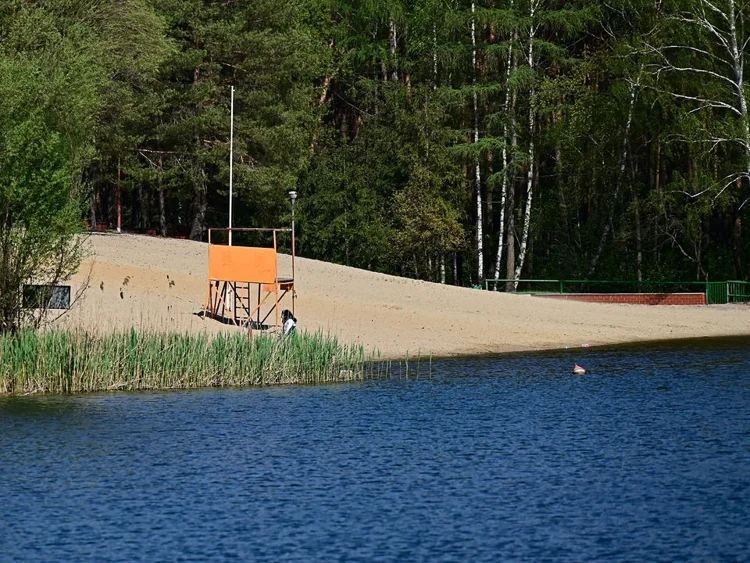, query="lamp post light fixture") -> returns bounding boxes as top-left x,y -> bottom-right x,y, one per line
288,190 -> 297,230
